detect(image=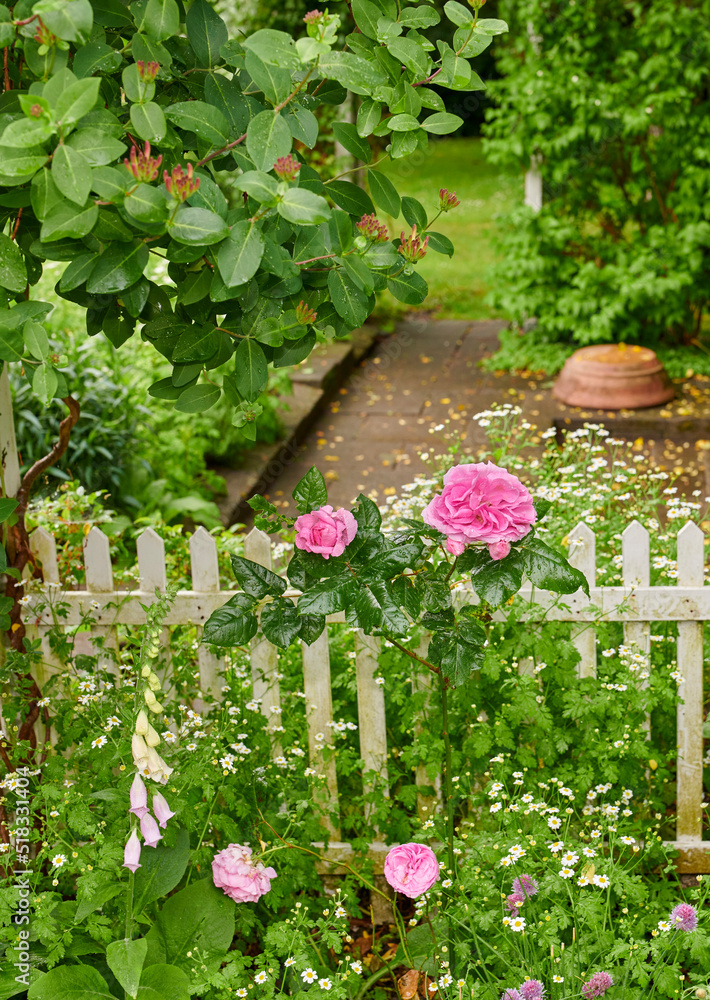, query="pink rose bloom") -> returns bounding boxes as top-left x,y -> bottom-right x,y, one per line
422,462 -> 536,556
384,843 -> 439,899
212,843 -> 277,904
294,504 -> 357,559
